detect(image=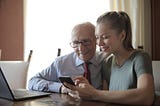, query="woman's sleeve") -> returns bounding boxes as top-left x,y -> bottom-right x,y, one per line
134,52 -> 153,77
